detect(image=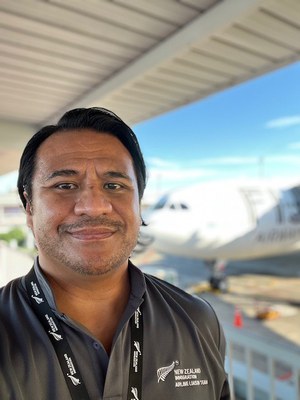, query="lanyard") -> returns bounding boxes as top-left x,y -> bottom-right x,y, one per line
25,267 -> 144,400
